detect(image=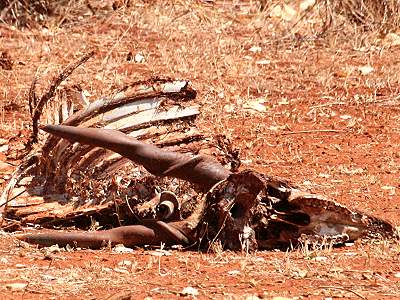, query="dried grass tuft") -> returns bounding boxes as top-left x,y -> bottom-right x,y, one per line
0,0 -> 122,28
3,0 -> 399,35
321,0 -> 400,33
0,0 -> 54,27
